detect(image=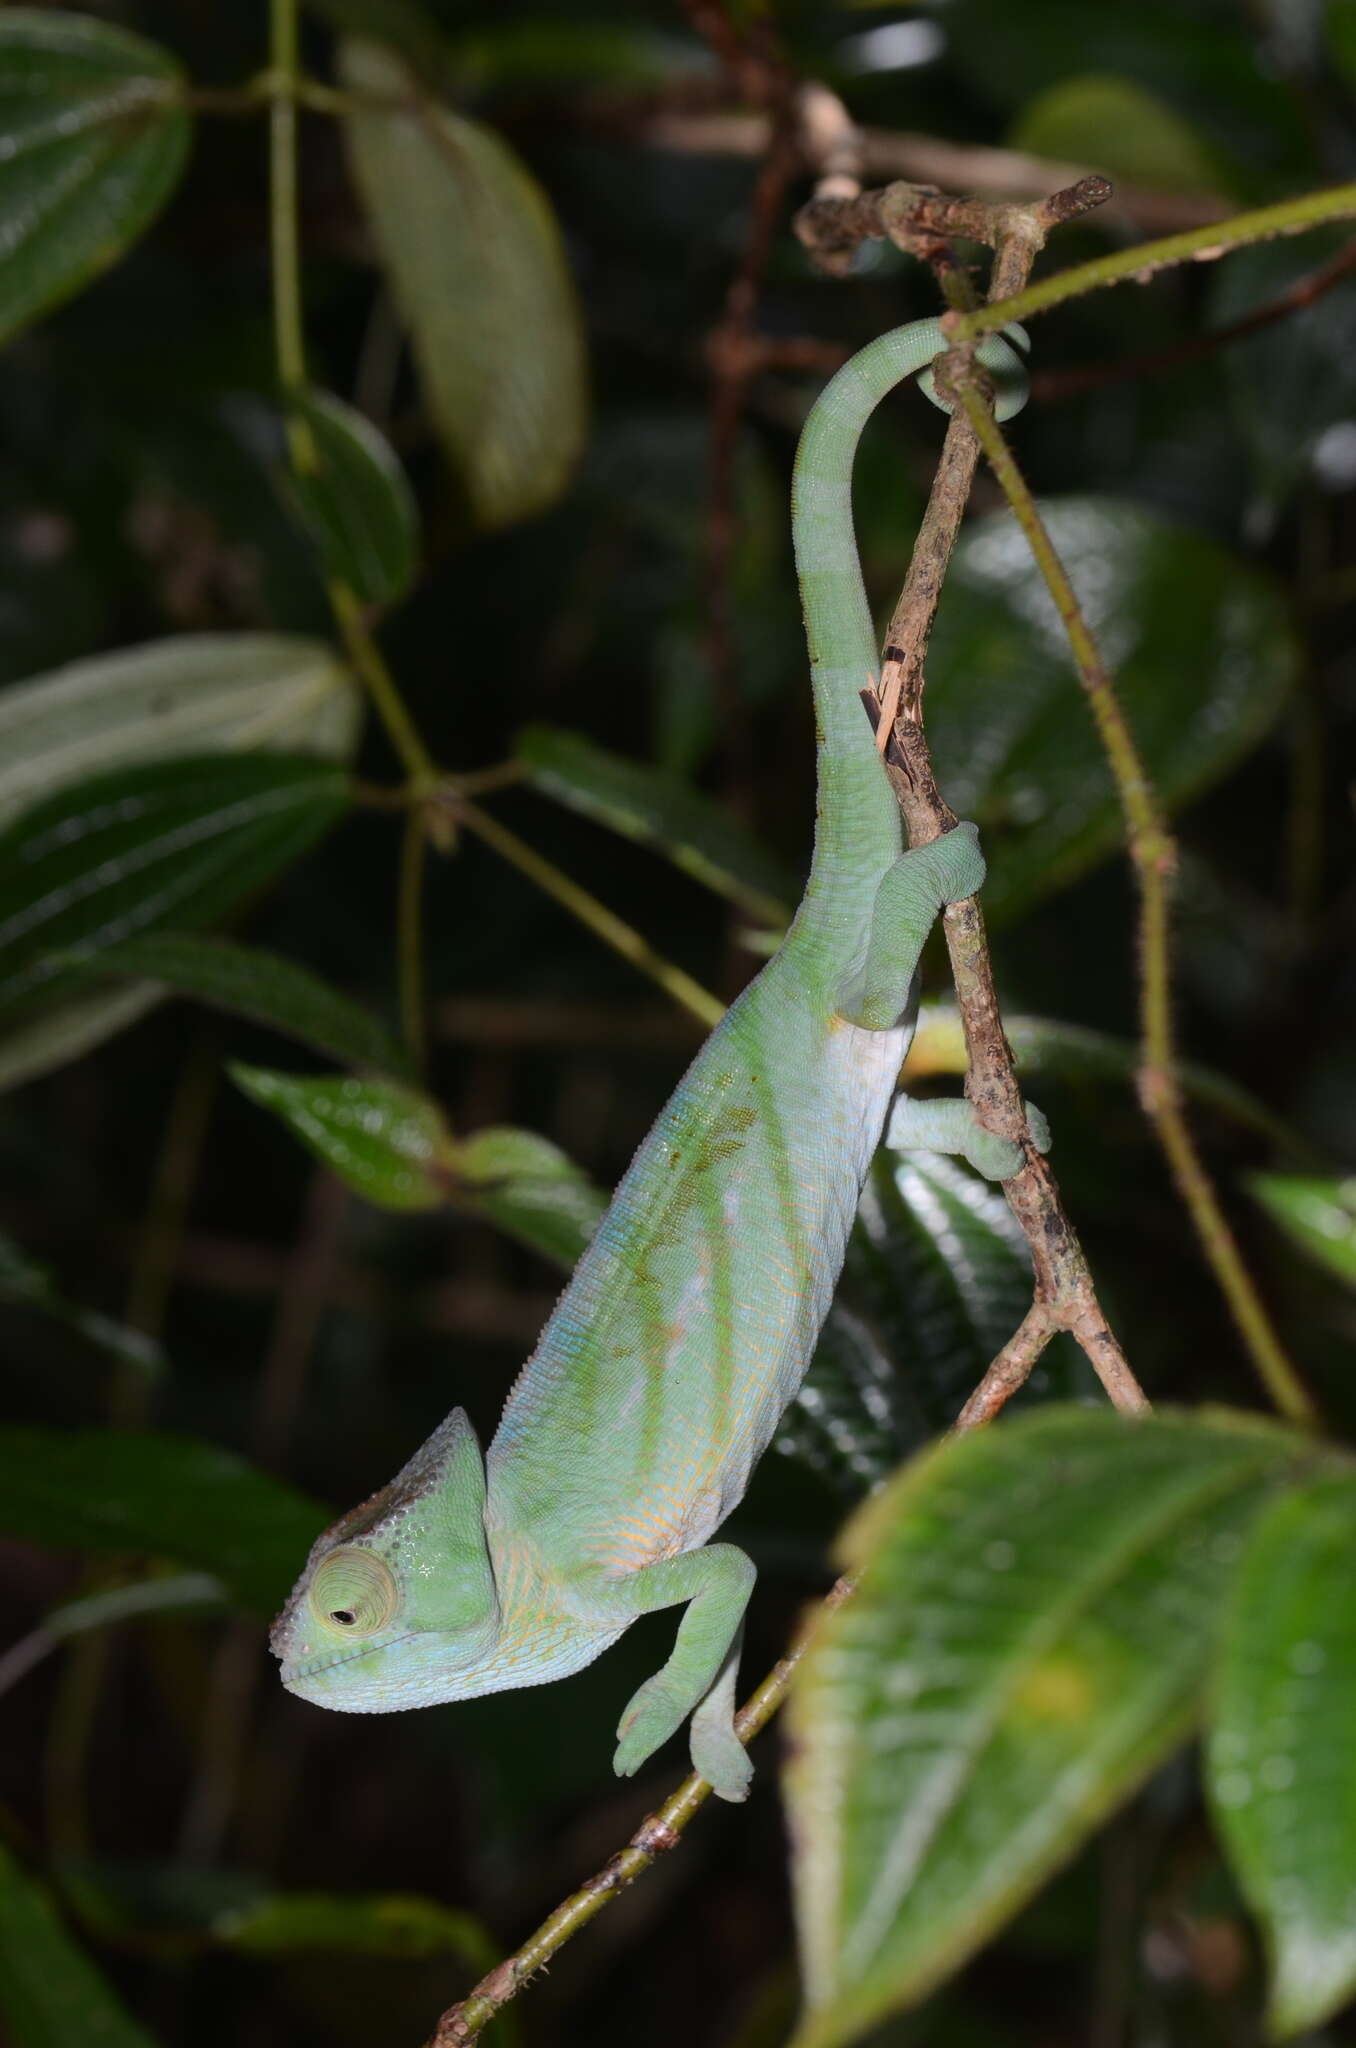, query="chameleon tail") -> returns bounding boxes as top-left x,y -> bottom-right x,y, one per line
790,317 -> 1028,912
